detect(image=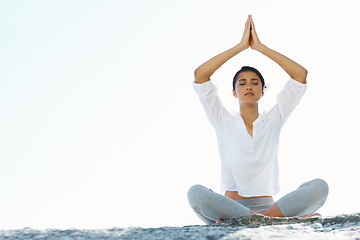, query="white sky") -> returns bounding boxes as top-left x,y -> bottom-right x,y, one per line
1,0 -> 360,229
